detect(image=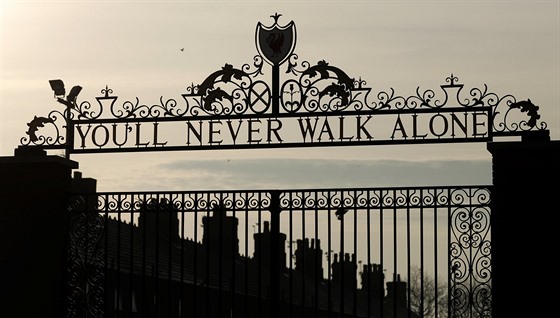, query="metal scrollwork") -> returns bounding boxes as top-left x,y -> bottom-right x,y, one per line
102,86 -> 188,119
22,73 -> 547,149
180,57 -> 268,117
66,195 -> 105,318
282,58 -> 359,113
494,98 -> 548,133
94,191 -> 272,213
20,14 -> 549,152
449,188 -> 492,317
21,113 -> 64,147
66,186 -> 492,317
